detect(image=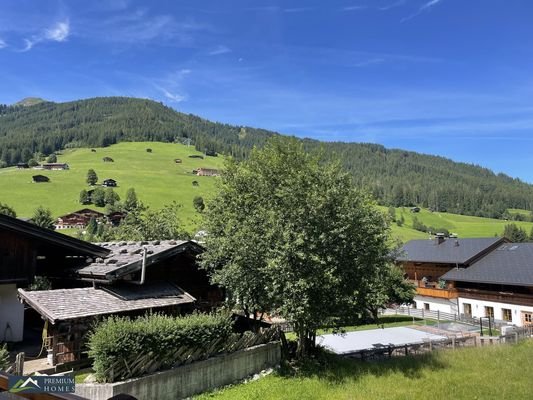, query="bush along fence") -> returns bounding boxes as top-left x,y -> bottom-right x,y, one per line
88,313 -> 281,383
